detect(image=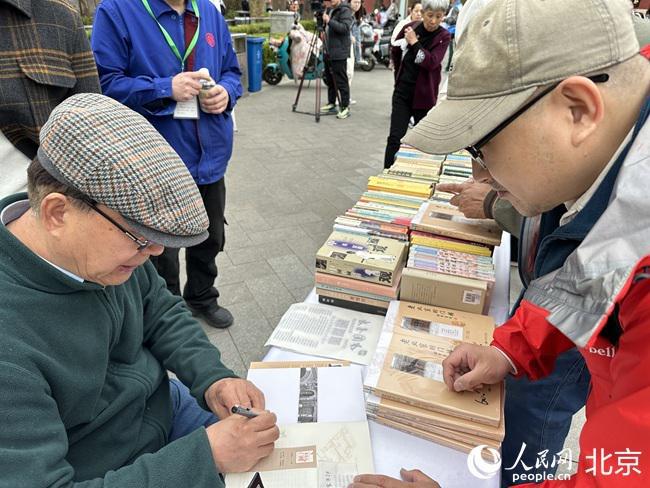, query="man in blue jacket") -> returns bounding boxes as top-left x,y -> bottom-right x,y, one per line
92,0 -> 243,328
